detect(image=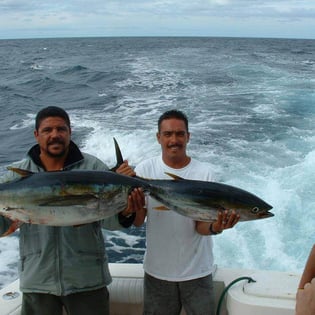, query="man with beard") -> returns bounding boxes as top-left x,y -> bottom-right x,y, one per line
0,106 -> 144,315
133,109 -> 239,315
